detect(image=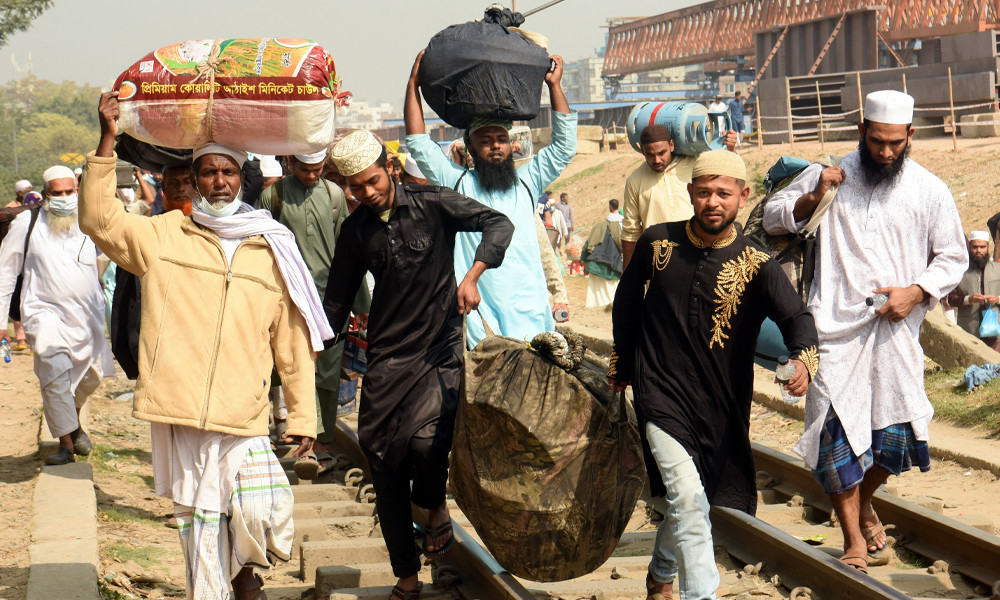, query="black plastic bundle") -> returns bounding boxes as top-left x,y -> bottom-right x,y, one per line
419,5 -> 551,129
